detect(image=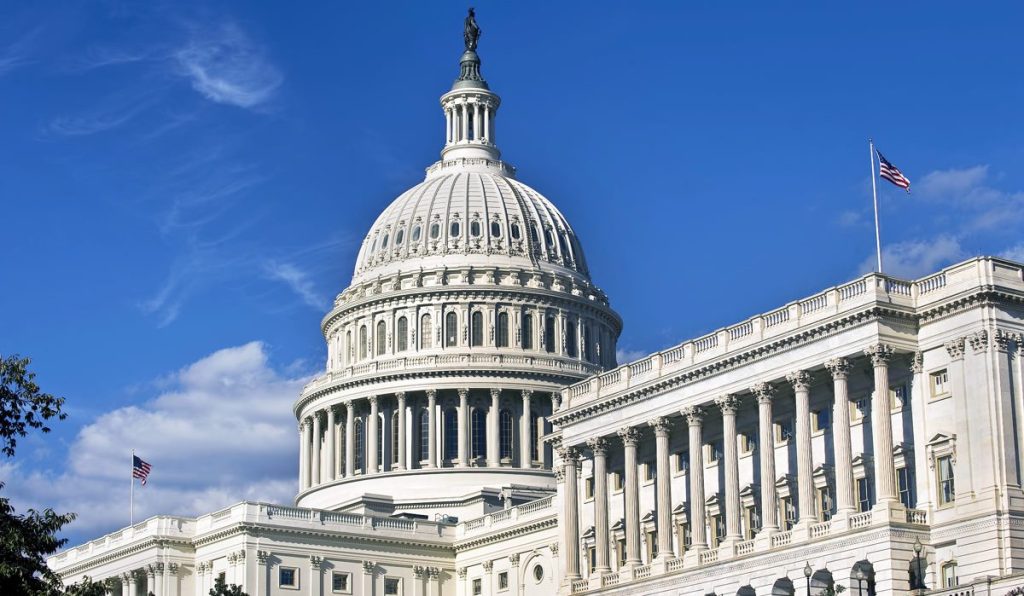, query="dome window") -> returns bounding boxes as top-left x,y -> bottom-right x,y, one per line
381,234 -> 389,249
491,221 -> 501,237
430,223 -> 440,239
412,225 -> 422,242
470,221 -> 481,237
395,229 -> 404,245
450,221 -> 461,237
511,224 -> 521,240
544,230 -> 554,247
